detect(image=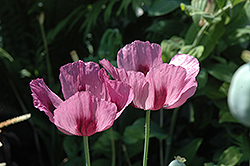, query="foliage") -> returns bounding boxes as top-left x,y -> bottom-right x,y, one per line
0,0 -> 250,166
